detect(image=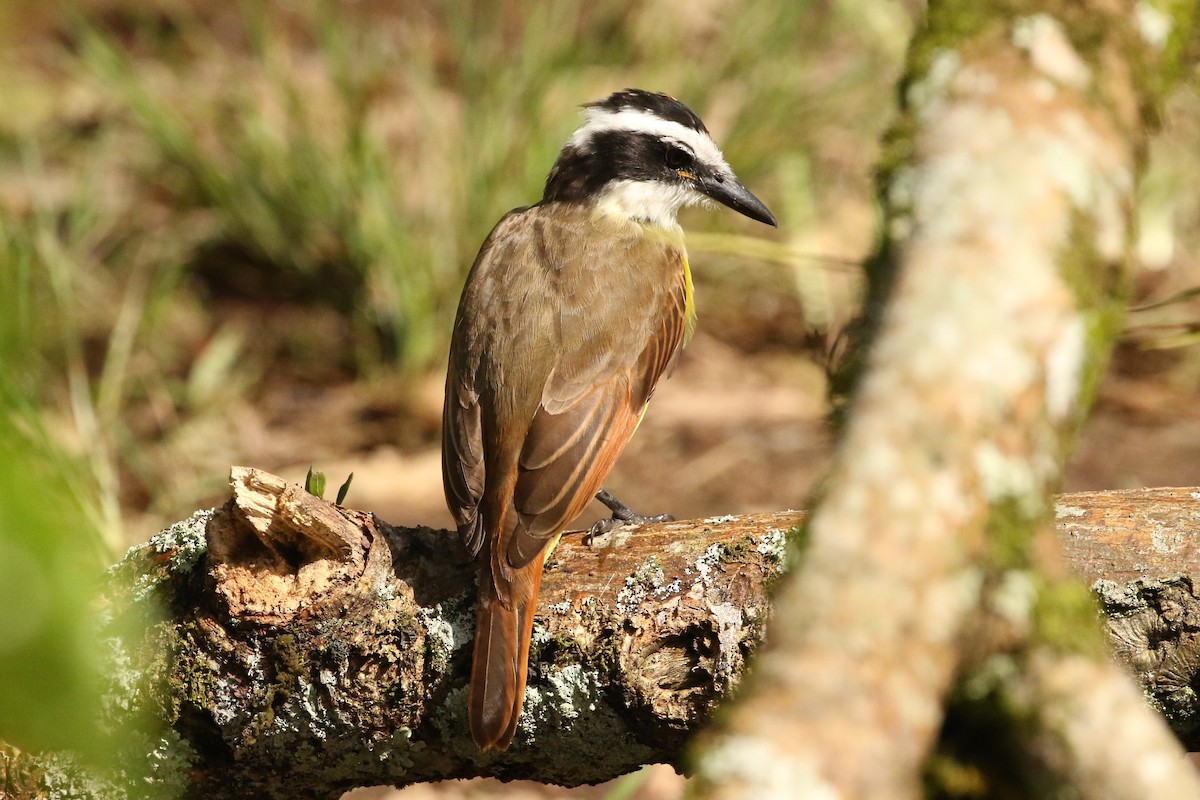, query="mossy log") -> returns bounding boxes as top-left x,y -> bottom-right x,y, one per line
2,470 -> 1199,799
